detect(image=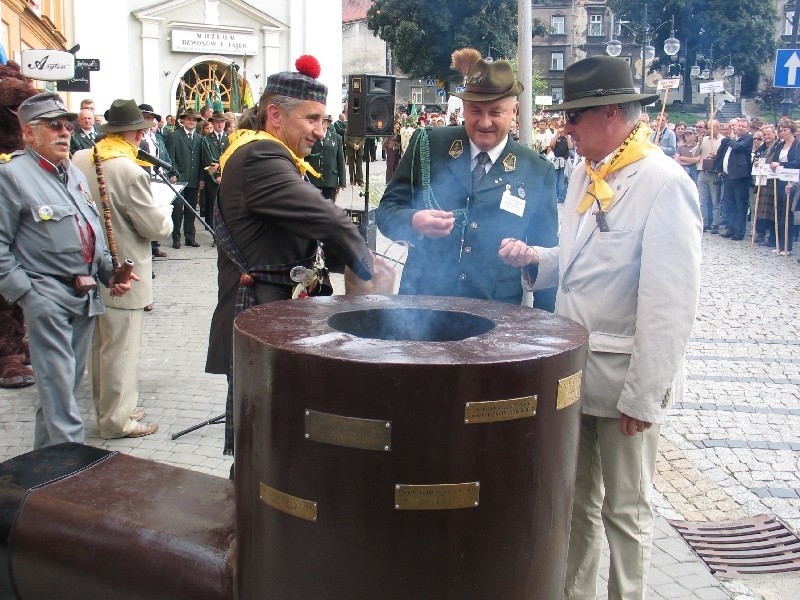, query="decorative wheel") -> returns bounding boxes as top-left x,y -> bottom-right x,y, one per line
177,61 -> 244,111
